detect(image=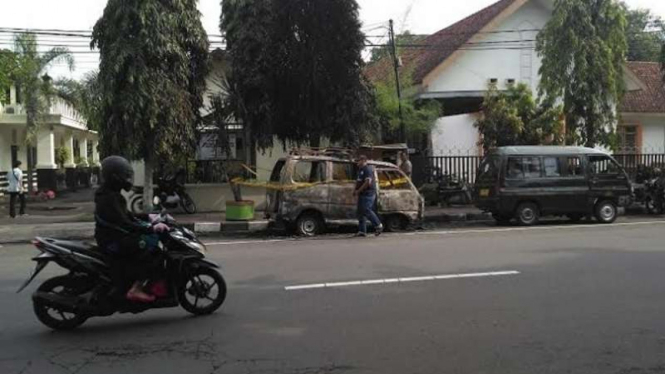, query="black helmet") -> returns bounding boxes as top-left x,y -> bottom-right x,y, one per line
101,156 -> 134,191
